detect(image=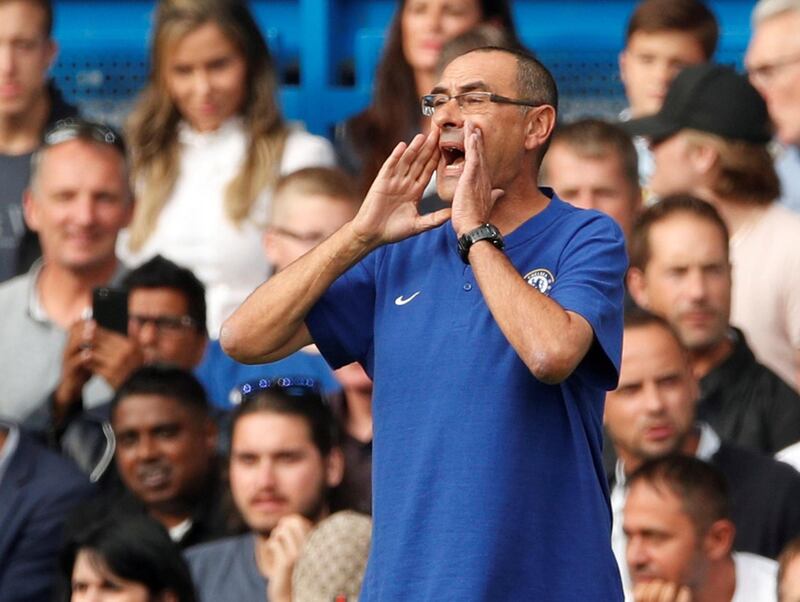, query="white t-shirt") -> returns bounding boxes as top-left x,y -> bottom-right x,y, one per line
729,203 -> 800,391
118,118 -> 335,337
732,551 -> 777,602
